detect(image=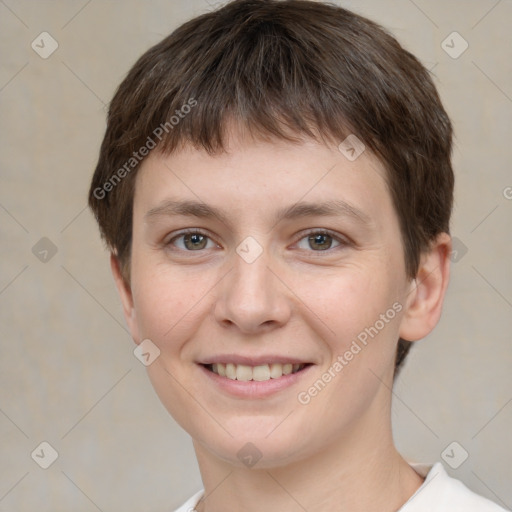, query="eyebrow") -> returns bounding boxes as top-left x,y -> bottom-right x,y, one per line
145,198 -> 373,226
